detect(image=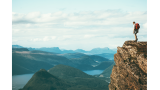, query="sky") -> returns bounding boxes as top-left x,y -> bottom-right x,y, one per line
12,0 -> 147,50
